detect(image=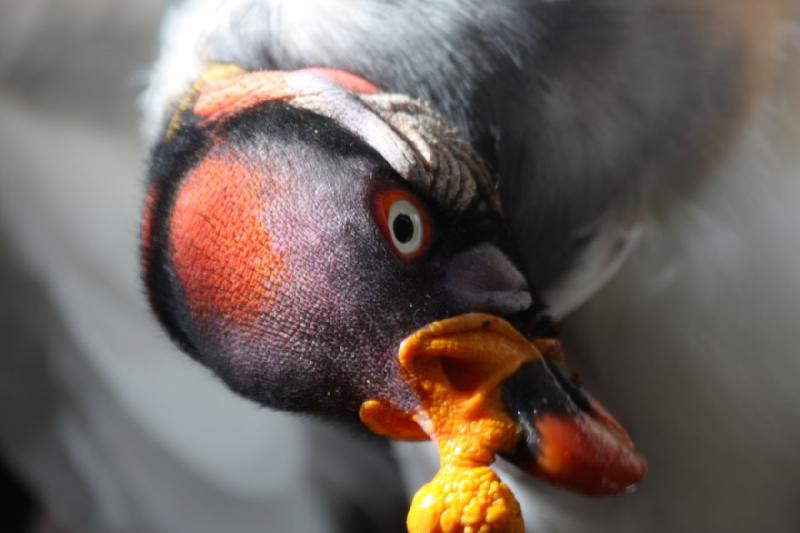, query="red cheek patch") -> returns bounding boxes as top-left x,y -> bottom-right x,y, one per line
169,154 -> 287,331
